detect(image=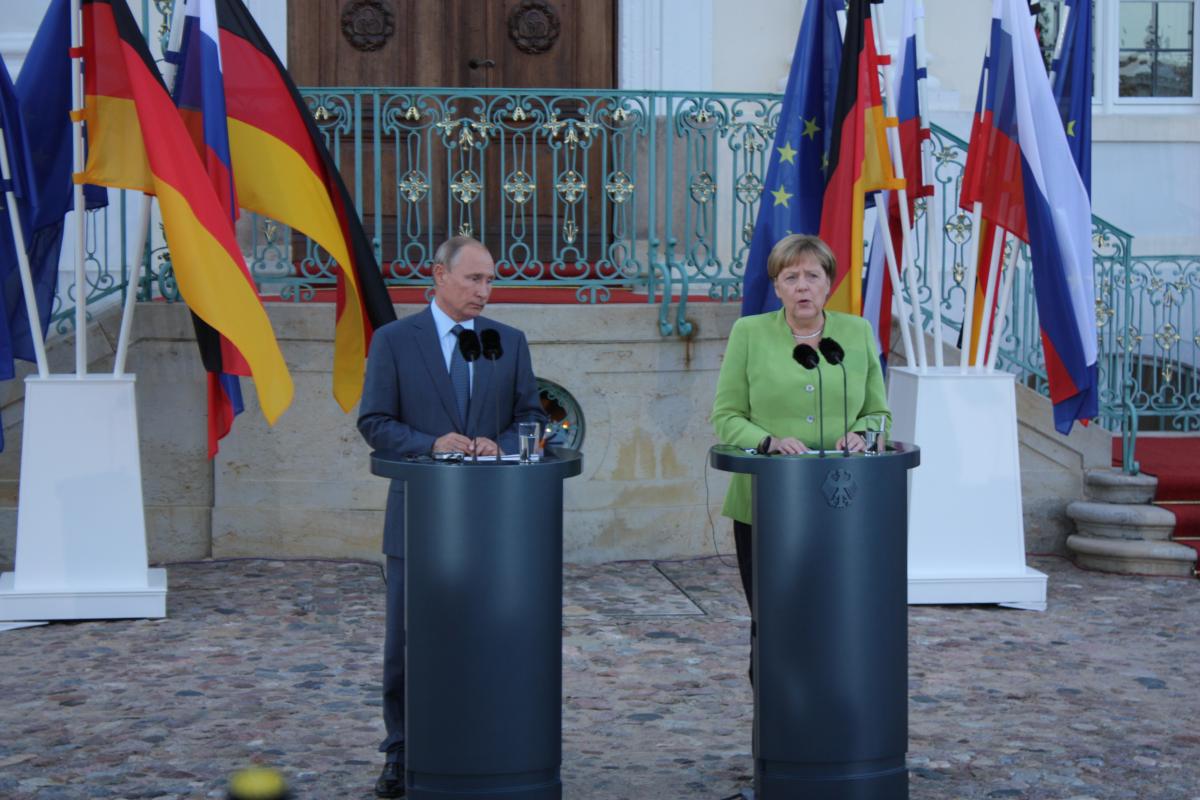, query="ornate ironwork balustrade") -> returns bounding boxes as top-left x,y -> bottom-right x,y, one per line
51,87 -> 1198,464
